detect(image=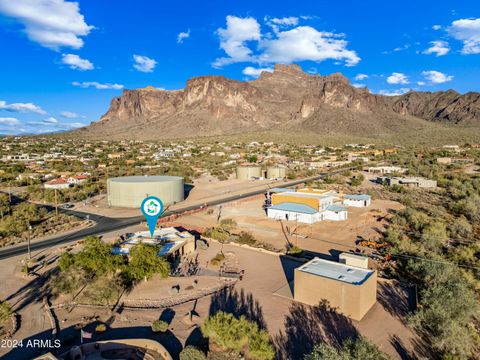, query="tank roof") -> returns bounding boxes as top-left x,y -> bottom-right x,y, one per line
108,175 -> 183,183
